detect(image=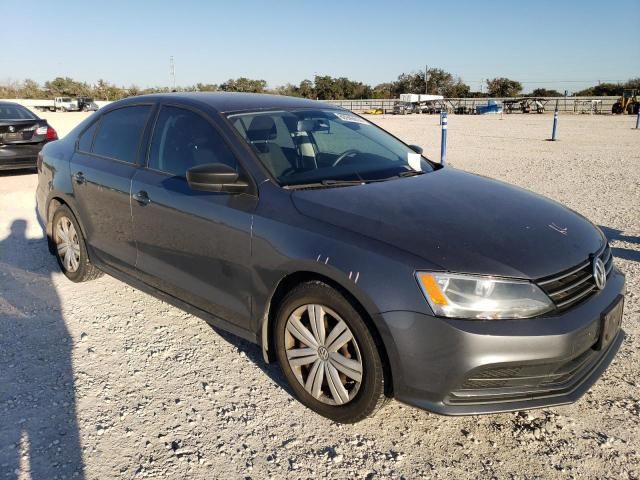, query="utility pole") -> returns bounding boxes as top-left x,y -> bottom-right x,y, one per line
169,56 -> 176,91
425,65 -> 428,94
